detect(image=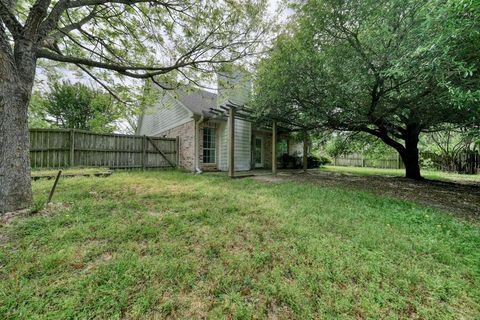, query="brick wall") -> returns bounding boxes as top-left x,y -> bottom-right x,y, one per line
157,120 -> 195,171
